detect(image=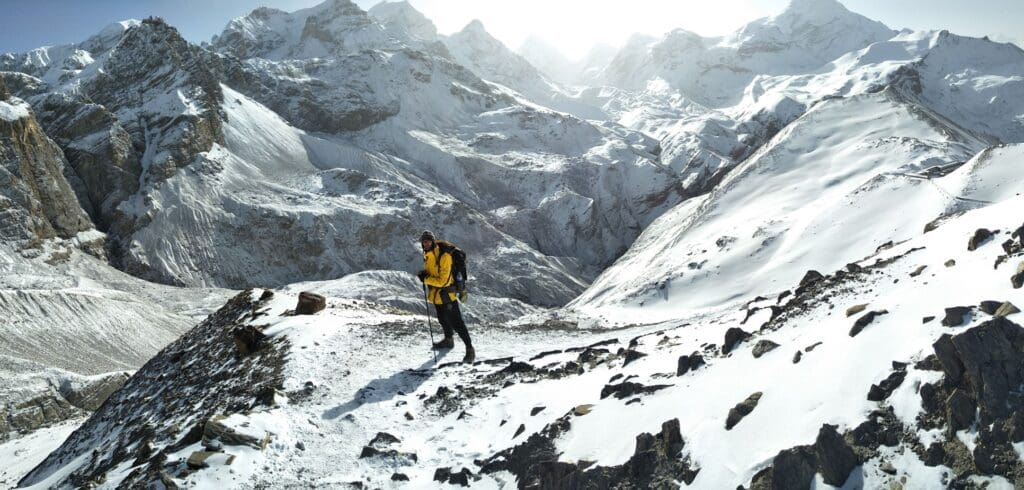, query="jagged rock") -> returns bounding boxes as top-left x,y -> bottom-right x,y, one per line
923,441 -> 945,466
979,300 -> 1003,315
513,424 -> 525,438
941,306 -> 972,327
8,394 -> 77,432
849,408 -> 901,449
922,316 -> 936,324
750,446 -> 816,490
932,318 -> 1024,424
622,349 -> 647,366
910,265 -> 927,277
258,289 -> 275,301
204,415 -> 272,449
725,392 -> 762,430
368,432 -> 400,448
1001,238 -> 1022,255
296,291 -> 327,314
530,406 -> 546,416
846,304 -> 868,317
799,270 -> 824,287
232,325 -> 267,355
752,340 -> 780,358
722,327 -> 751,354
60,372 -> 130,411
186,451 -> 235,469
968,228 -> 993,251
676,352 -> 705,376
867,370 -> 907,402
600,381 -> 672,400
813,424 -> 859,486
994,302 -> 1019,317
850,310 -> 888,337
